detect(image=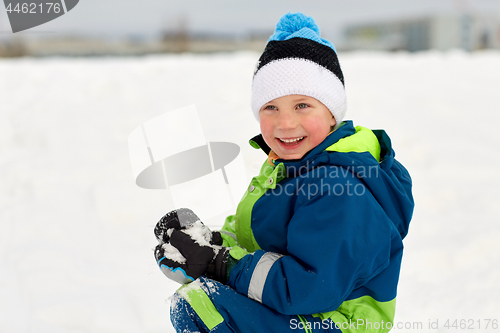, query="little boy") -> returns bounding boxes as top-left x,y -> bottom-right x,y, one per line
154,12 -> 414,333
